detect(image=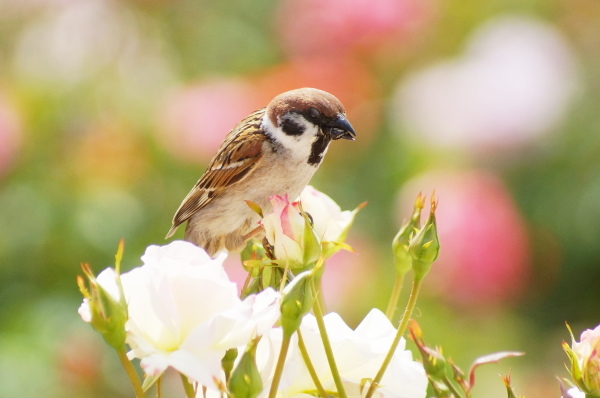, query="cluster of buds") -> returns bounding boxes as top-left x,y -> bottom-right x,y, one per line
393,193 -> 440,282
245,186 -> 363,282
76,187 -> 448,398
77,179 -> 600,398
